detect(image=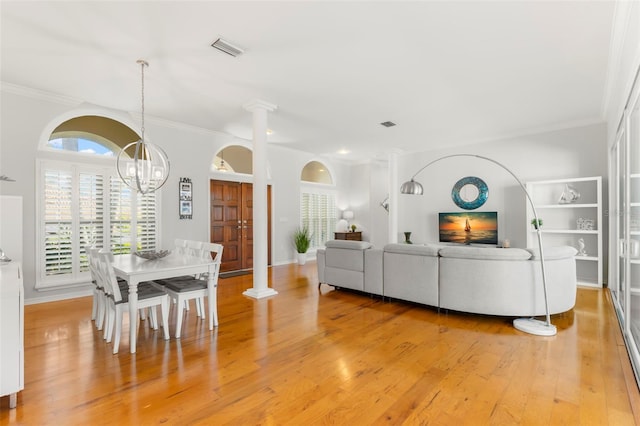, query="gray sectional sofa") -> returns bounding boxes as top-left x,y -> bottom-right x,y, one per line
316,240 -> 577,317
